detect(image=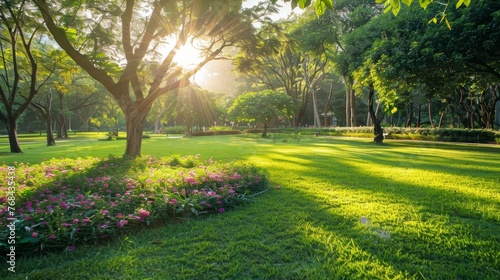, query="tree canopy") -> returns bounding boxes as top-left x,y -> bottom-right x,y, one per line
228,90 -> 294,136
